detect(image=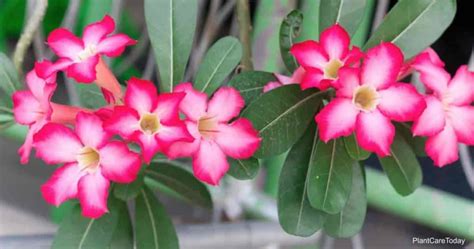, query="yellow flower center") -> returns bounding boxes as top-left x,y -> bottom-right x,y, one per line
353,85 -> 379,112
324,59 -> 343,79
140,113 -> 161,135
198,116 -> 218,139
77,45 -> 97,61
77,146 -> 100,173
